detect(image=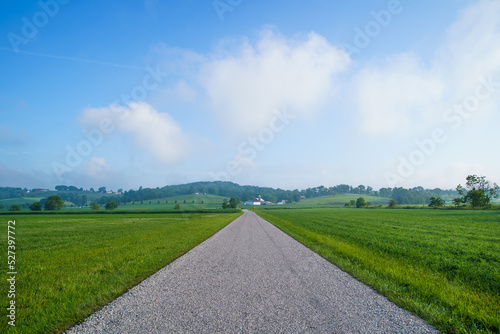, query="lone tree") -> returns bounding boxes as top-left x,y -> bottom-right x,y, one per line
45,195 -> 65,211
229,197 -> 238,208
105,201 -> 118,210
9,205 -> 21,211
29,201 -> 42,211
356,197 -> 367,208
222,197 -> 238,209
90,202 -> 100,210
428,196 -> 445,208
457,175 -> 499,207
